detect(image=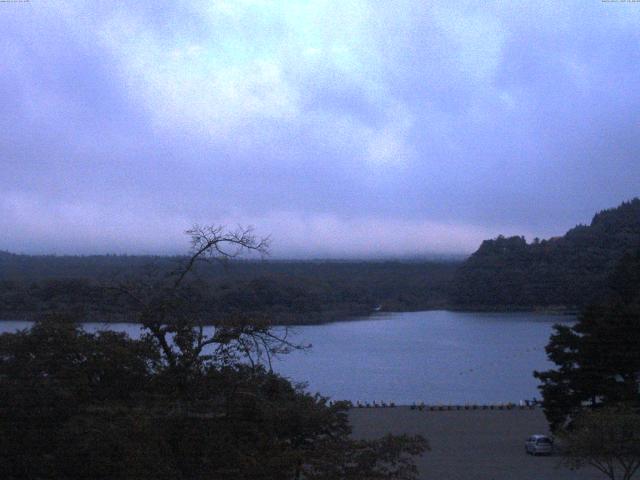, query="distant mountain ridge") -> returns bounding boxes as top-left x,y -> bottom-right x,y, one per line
451,198 -> 640,309
2,199 -> 638,318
